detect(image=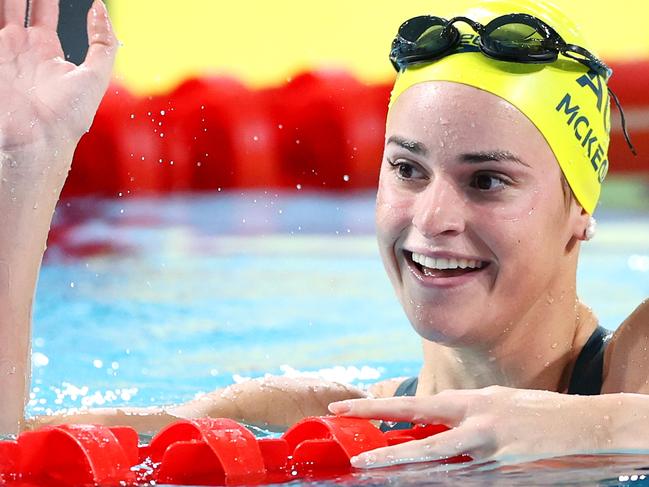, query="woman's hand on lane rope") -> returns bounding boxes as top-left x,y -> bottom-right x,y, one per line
0,0 -> 117,151
328,385 -> 614,468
